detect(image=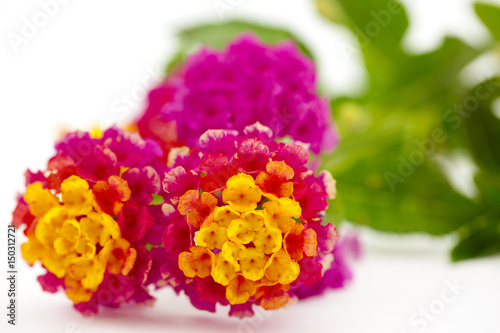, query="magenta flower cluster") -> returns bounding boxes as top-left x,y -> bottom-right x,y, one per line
137,34 -> 338,155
